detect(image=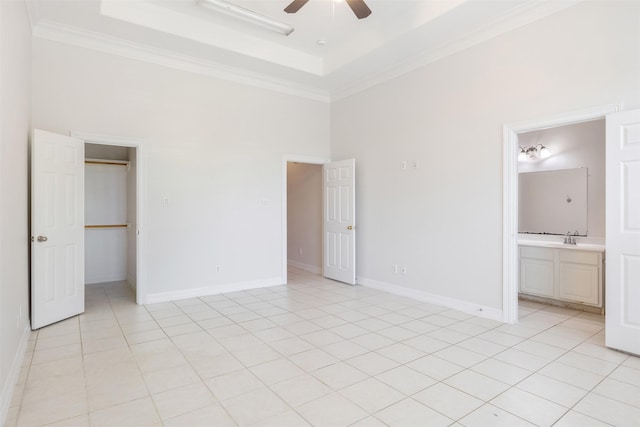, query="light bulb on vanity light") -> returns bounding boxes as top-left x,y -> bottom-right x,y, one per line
538,145 -> 551,159
518,147 -> 527,161
518,144 -> 551,161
